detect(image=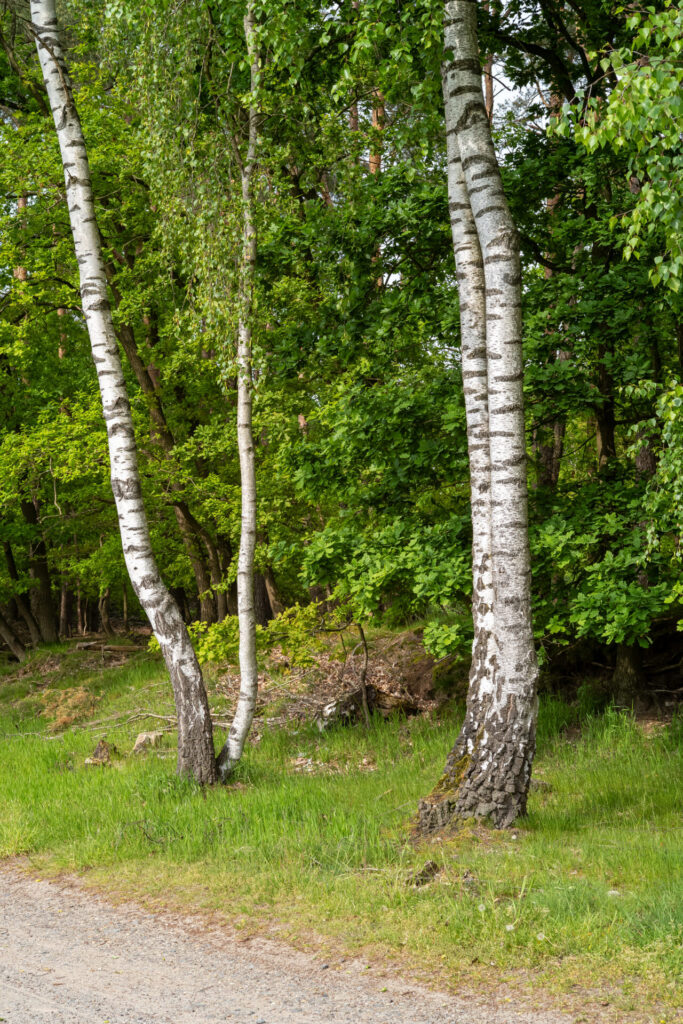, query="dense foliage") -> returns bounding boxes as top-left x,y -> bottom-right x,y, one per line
1,0 -> 681,704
